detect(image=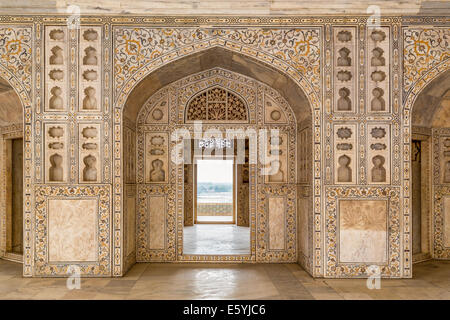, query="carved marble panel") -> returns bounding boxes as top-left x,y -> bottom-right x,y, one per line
183,182 -> 194,227
325,186 -> 400,277
334,124 -> 357,184
145,132 -> 169,184
48,198 -> 97,262
137,184 -> 175,262
148,195 -> 166,250
264,94 -> 288,124
367,27 -> 390,113
34,185 -> 111,276
123,125 -> 136,184
45,26 -> 69,112
297,196 -> 309,256
145,94 -> 169,124
79,27 -> 102,112
236,180 -> 249,227
79,123 -> 101,183
45,123 -> 68,183
185,86 -> 248,123
268,197 -> 286,250
297,128 -> 311,184
264,132 -> 288,184
339,199 -> 387,263
333,27 -> 357,113
257,185 -> 296,262
438,134 -> 450,185
367,124 -> 390,184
